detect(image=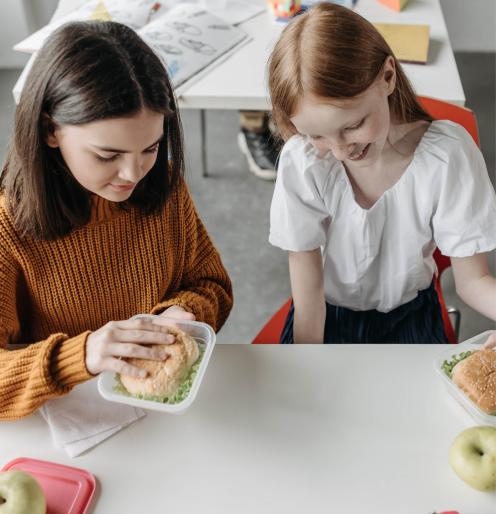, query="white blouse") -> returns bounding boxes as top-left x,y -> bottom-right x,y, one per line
269,120 -> 496,312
